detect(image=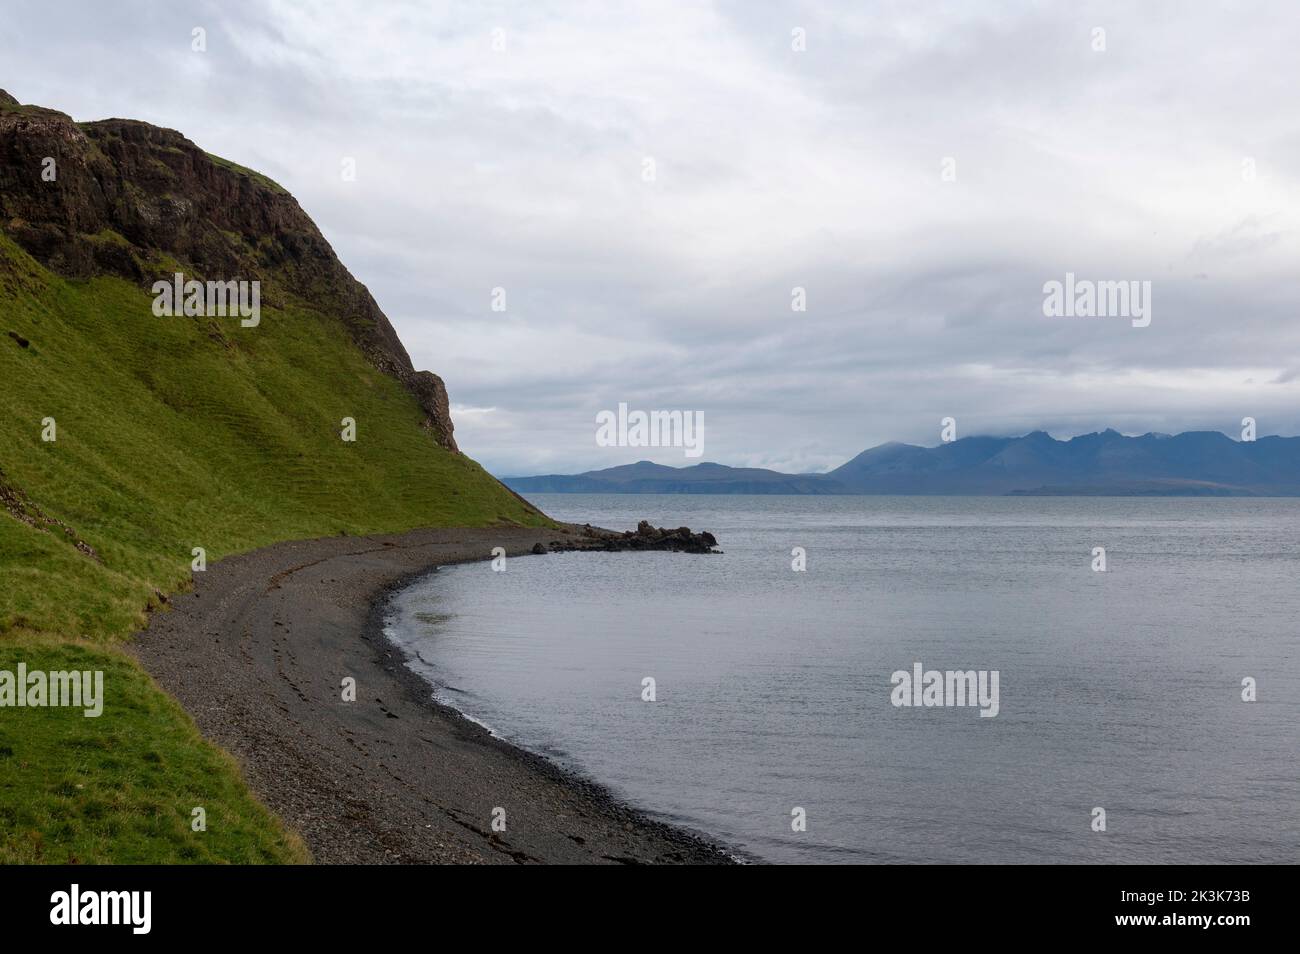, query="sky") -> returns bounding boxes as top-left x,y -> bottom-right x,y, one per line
3,0 -> 1298,475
